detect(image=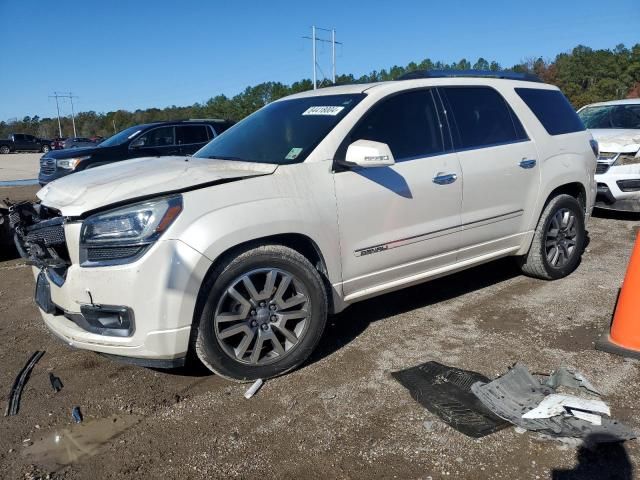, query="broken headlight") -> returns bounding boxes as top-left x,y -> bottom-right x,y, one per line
79,195 -> 182,266
614,152 -> 640,166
